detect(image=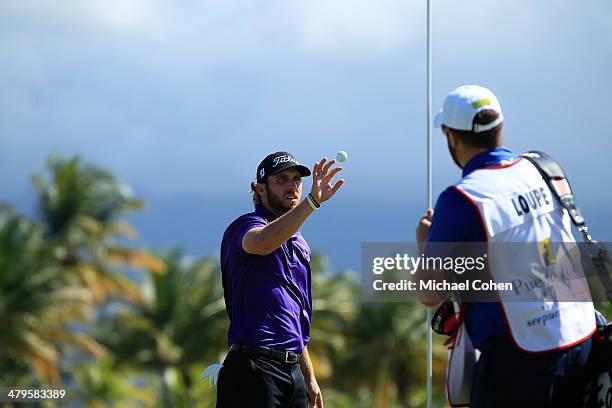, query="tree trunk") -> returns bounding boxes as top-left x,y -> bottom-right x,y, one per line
180,365 -> 194,406
393,361 -> 411,407
159,366 -> 174,408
